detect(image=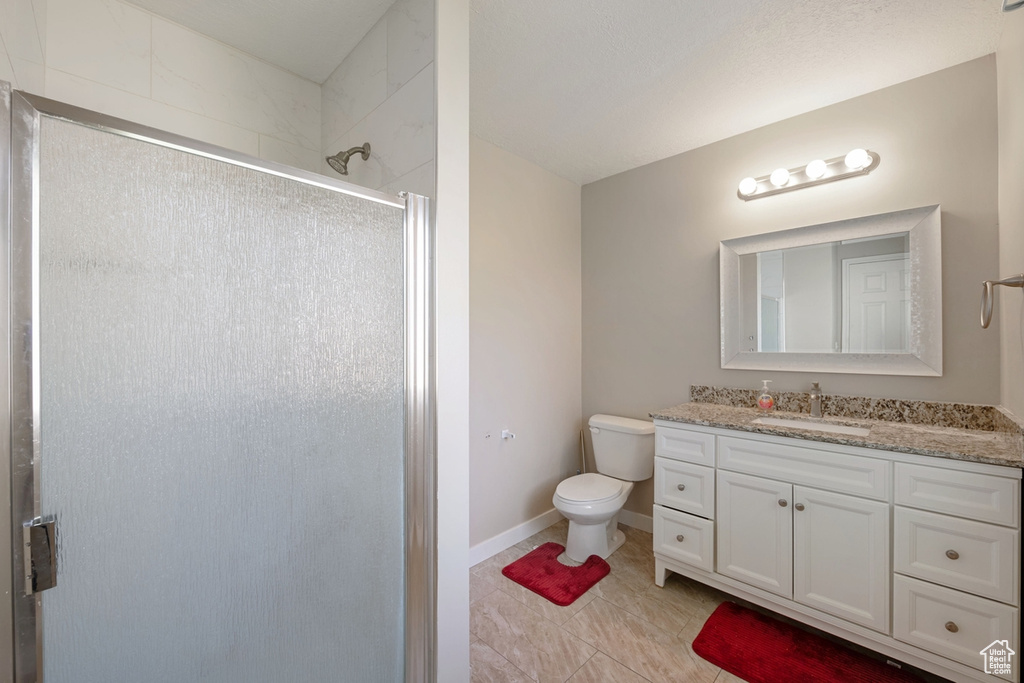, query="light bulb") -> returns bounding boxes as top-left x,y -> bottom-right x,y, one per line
769,168 -> 790,187
845,148 -> 870,170
738,177 -> 758,196
805,159 -> 827,180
